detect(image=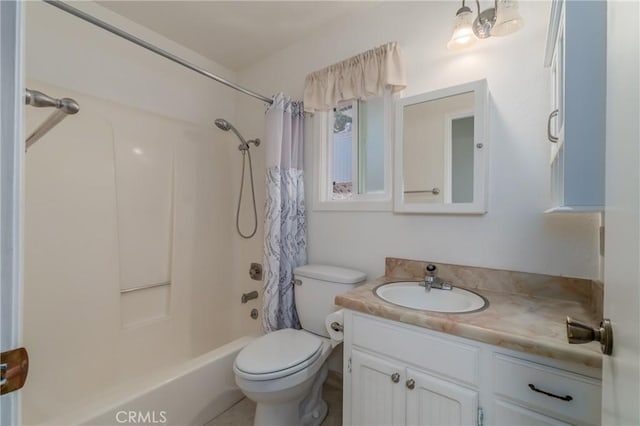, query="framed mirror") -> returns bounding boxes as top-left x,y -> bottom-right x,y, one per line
394,79 -> 488,214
